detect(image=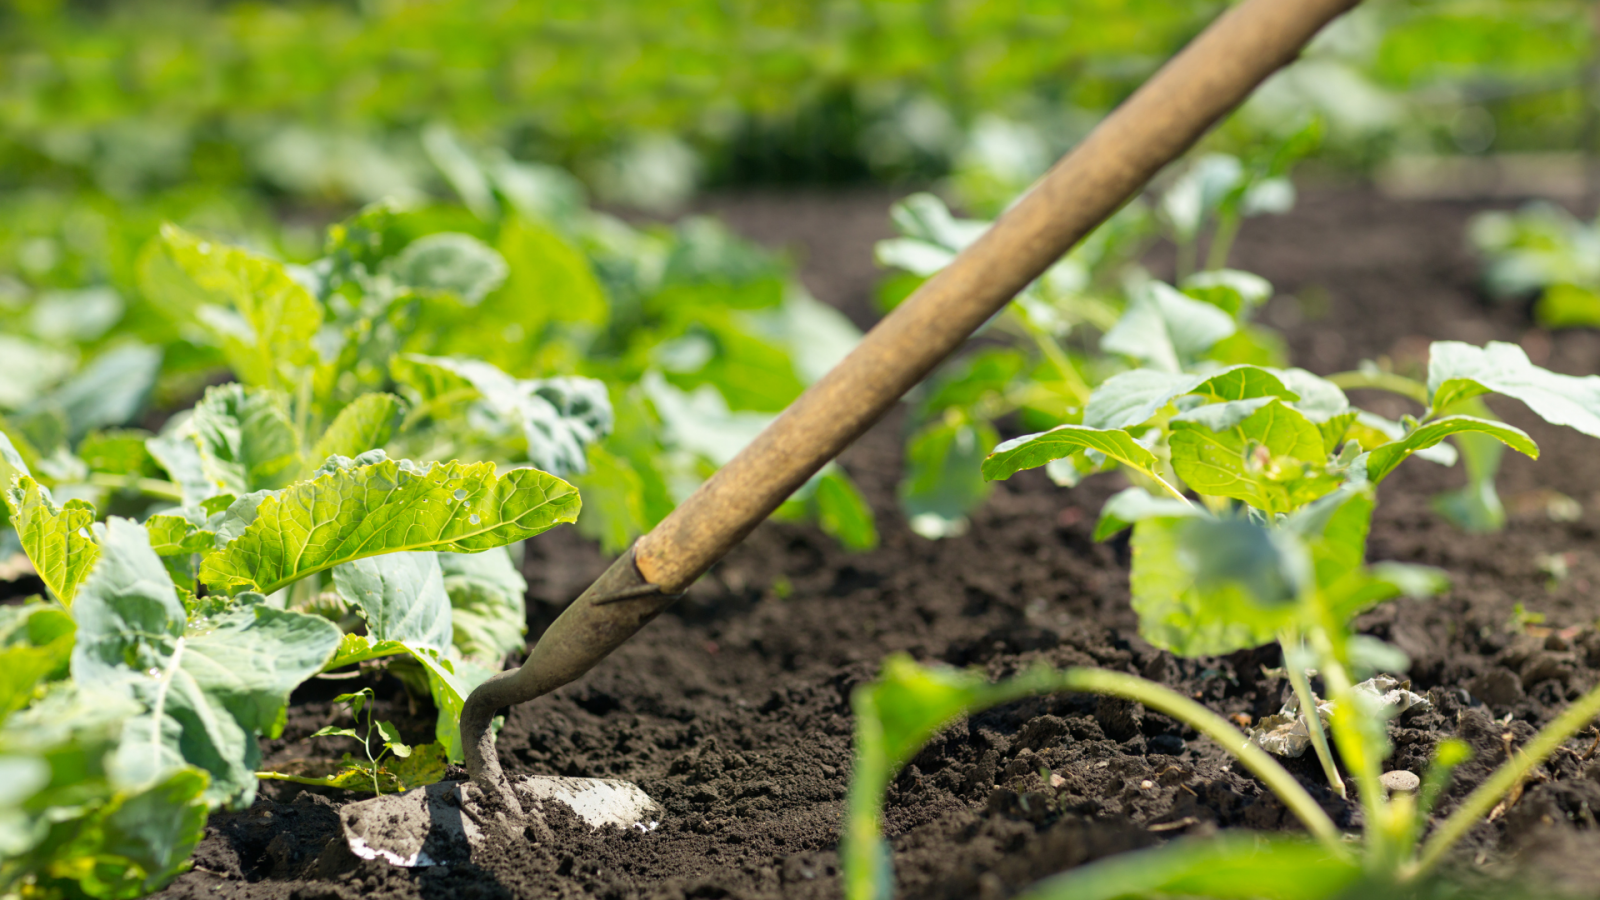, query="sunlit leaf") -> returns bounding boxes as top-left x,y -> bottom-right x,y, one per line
1428,341 -> 1600,436
310,393 -> 405,468
1016,833 -> 1361,900
190,384 -> 301,496
4,477 -> 99,606
199,452 -> 579,595
983,424 -> 1163,484
1364,415 -> 1537,483
1169,399 -> 1338,514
